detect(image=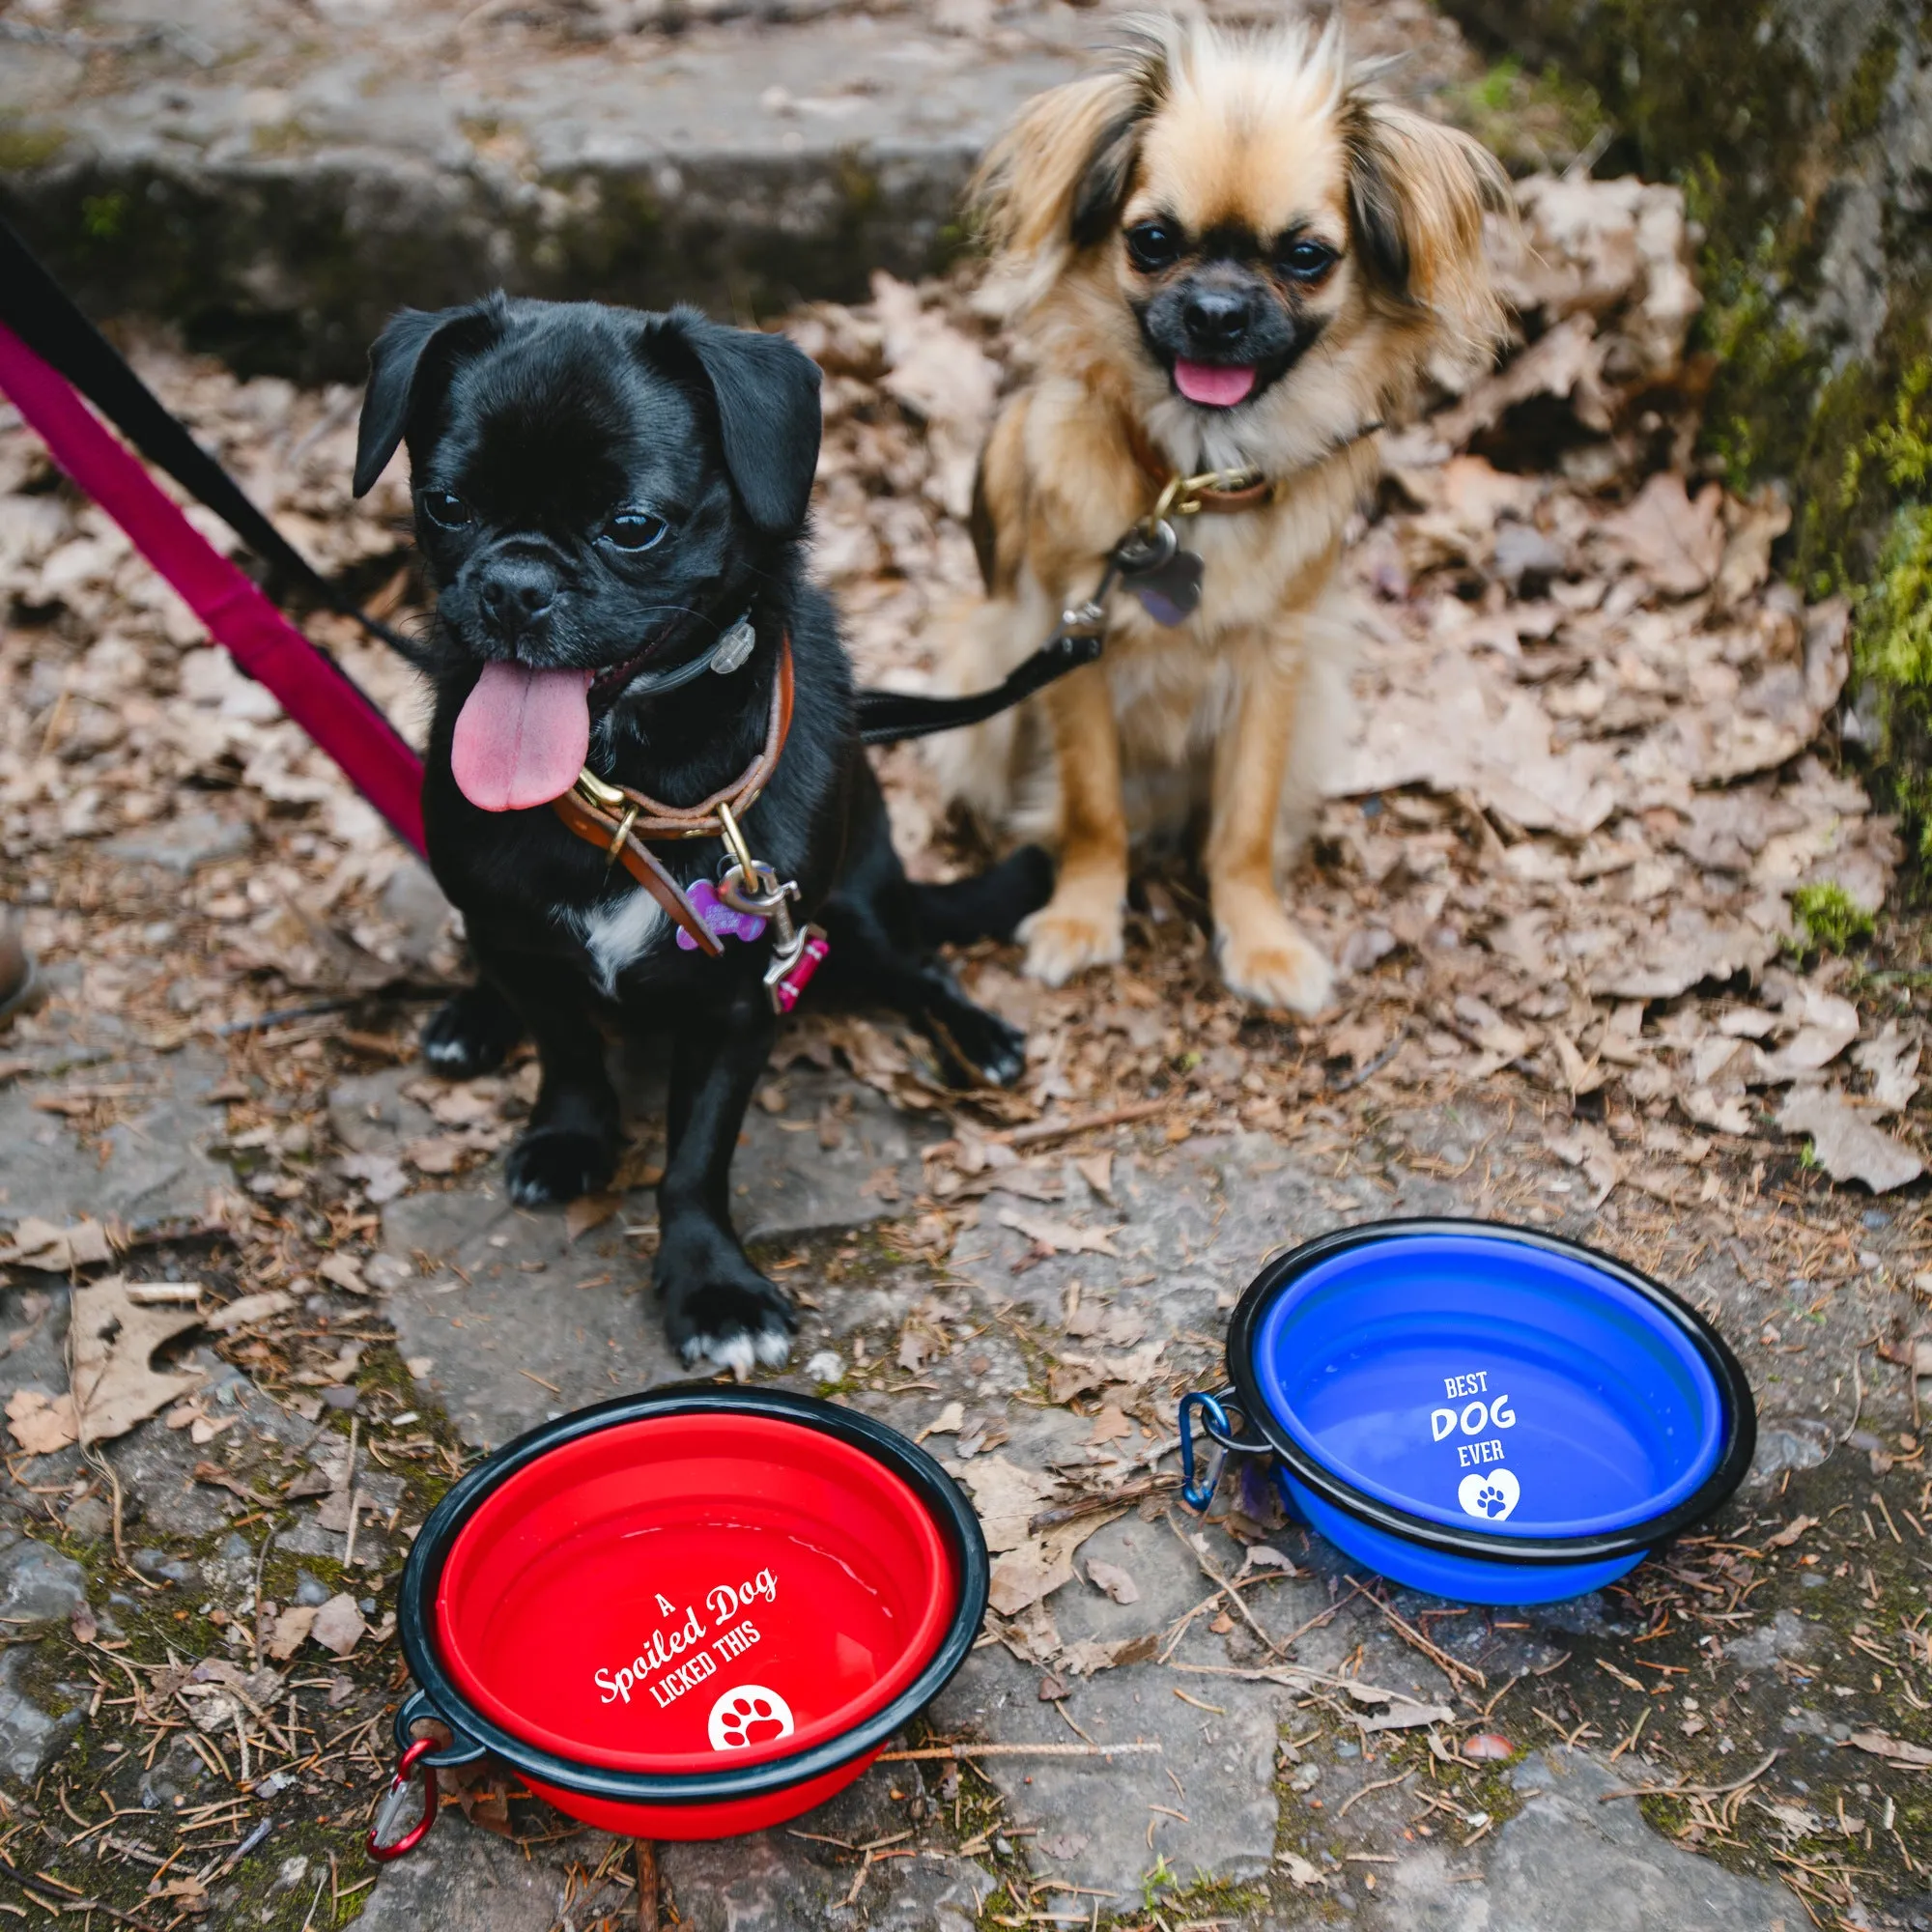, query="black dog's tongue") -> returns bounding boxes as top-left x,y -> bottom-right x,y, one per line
451,662 -> 593,811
